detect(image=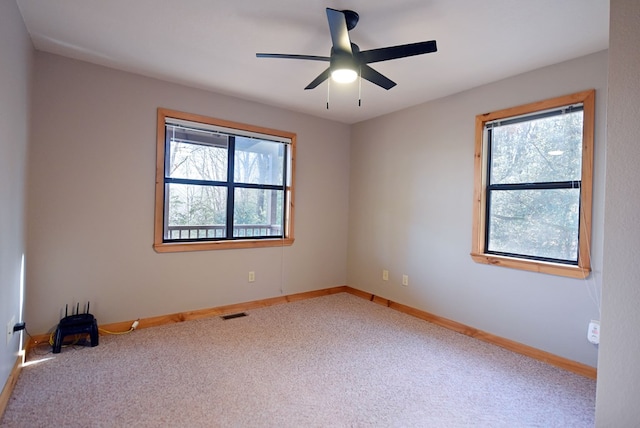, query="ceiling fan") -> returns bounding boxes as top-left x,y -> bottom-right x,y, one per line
256,8 -> 438,91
